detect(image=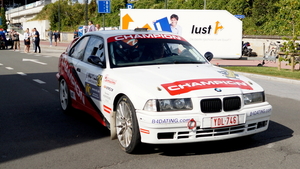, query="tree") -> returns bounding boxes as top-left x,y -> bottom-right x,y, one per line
0,7 -> 7,30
